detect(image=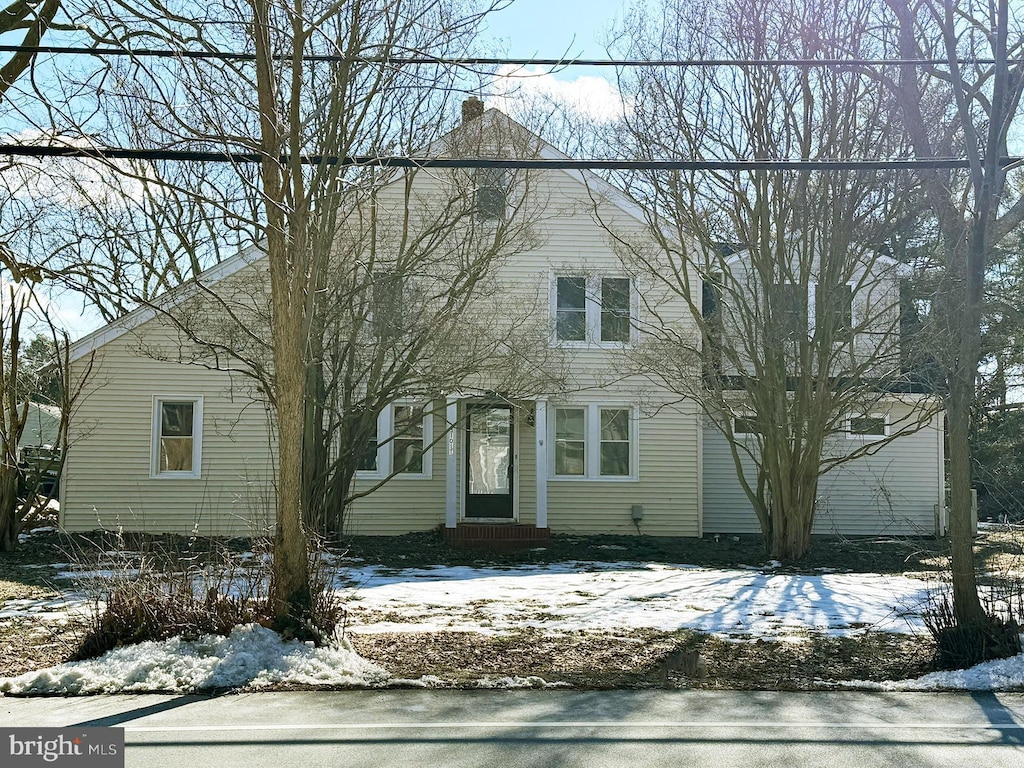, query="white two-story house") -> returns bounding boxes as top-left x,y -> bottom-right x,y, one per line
60,104 -> 945,541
